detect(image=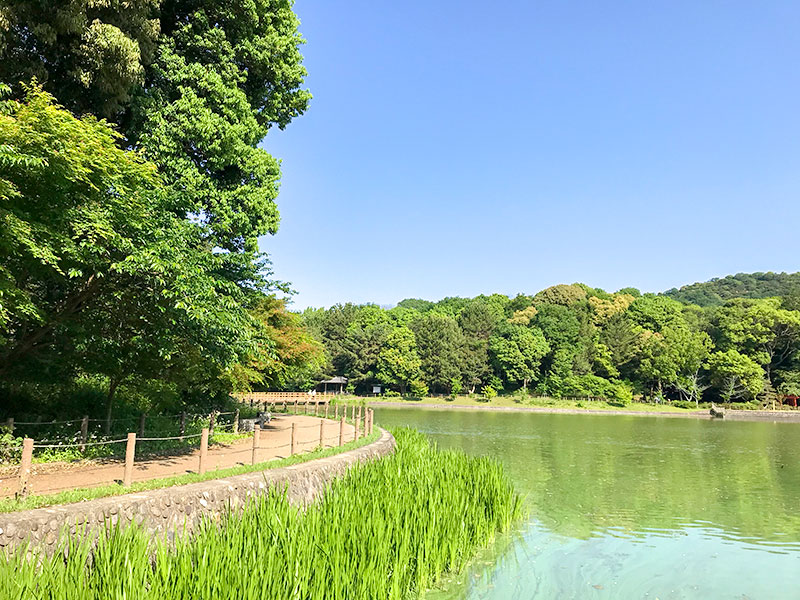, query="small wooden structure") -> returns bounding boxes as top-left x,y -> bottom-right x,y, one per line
317,376 -> 348,395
